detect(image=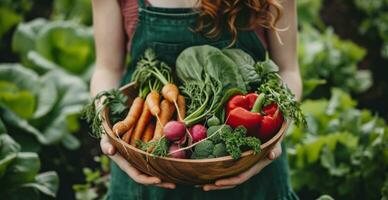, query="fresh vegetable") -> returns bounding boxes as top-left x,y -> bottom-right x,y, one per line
189,124 -> 207,143
192,140 -> 214,159
220,126 -> 261,160
130,103 -> 152,145
82,89 -> 128,138
146,91 -> 161,116
122,128 -> 133,144
176,45 -> 248,126
213,143 -> 228,157
225,93 -> 264,136
163,121 -> 186,142
112,97 -> 144,136
153,100 -> 176,141
177,95 -> 186,121
142,122 -> 155,142
168,144 -> 186,159
207,125 -> 231,143
207,116 -> 220,127
137,137 -> 169,157
254,58 -> 306,127
258,104 -> 284,141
